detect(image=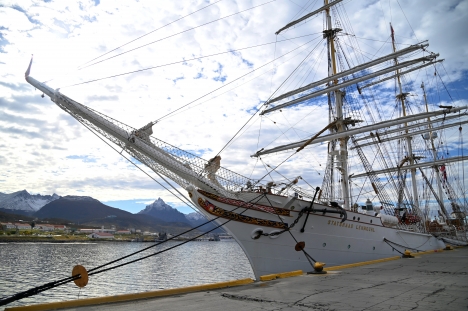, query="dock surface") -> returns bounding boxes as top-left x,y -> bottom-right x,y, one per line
8,247 -> 468,311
